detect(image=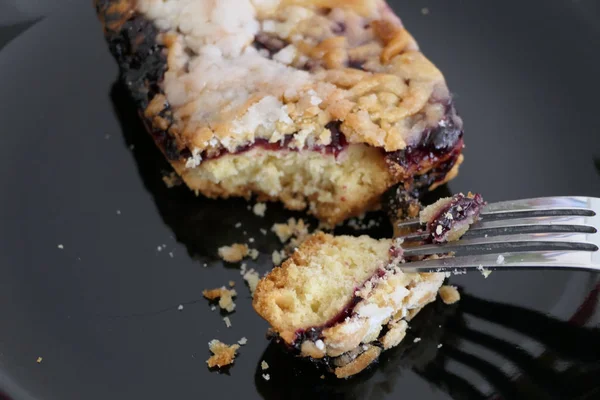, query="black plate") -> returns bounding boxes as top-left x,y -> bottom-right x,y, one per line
1,1 -> 600,399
